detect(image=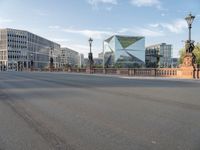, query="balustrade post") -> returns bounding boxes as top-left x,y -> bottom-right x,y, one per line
155,69 -> 157,77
